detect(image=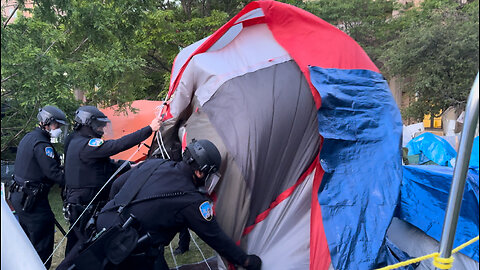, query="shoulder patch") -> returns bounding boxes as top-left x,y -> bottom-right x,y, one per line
199,201 -> 213,221
45,146 -> 55,158
88,138 -> 104,147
